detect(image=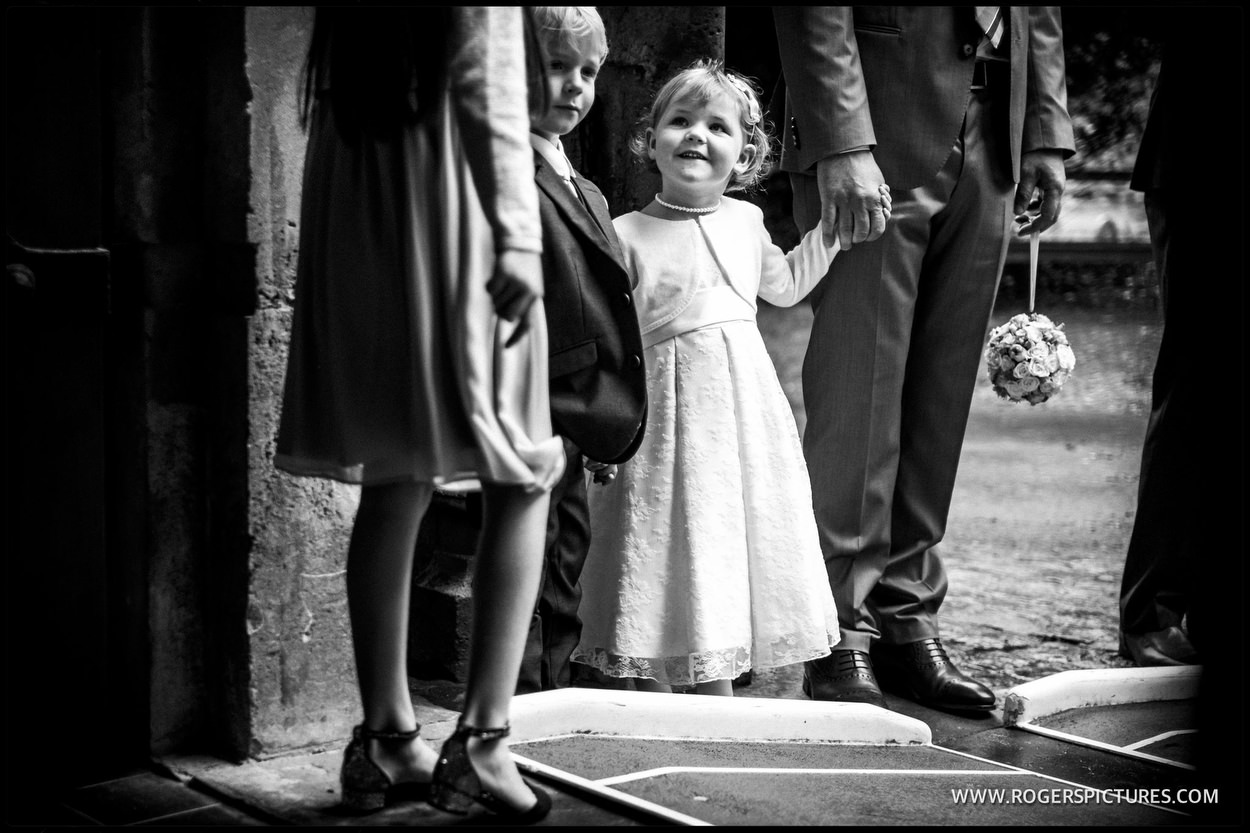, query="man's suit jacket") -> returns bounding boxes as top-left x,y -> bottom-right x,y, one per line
773,6 -> 1074,190
1130,13 -> 1238,194
534,152 -> 647,465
